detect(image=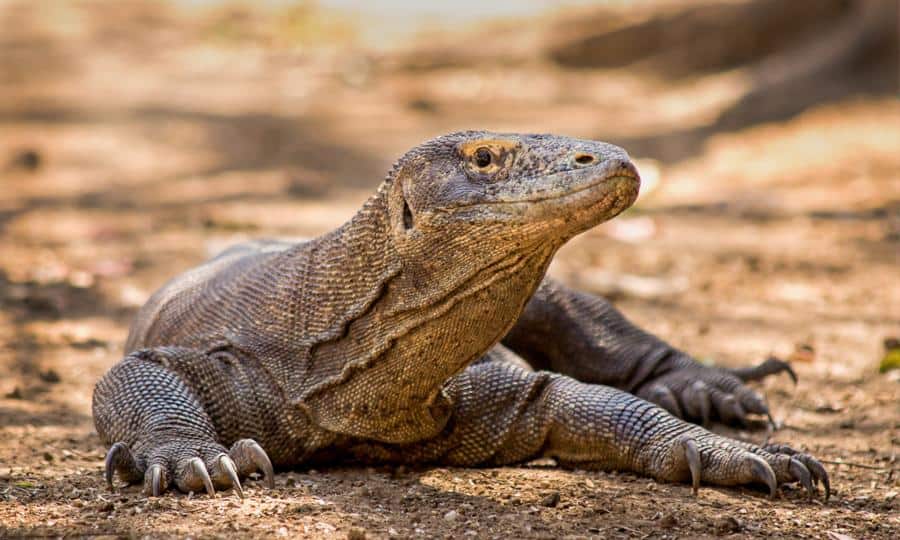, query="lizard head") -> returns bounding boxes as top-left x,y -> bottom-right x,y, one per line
385,130 -> 640,253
